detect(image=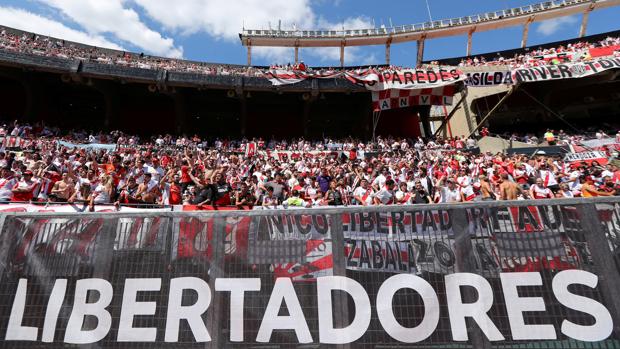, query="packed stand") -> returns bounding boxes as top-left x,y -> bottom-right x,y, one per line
1,121 -> 619,211
2,26 -> 619,79
0,27 -> 261,76
452,36 -> 620,69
